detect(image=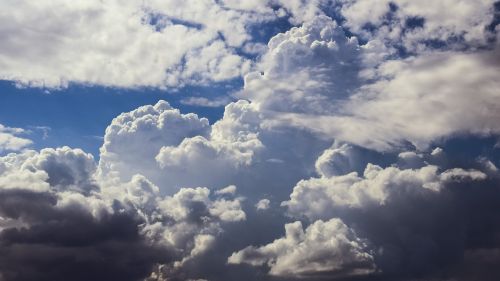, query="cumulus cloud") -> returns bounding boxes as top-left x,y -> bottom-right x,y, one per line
255,198 -> 270,210
98,98 -> 326,199
228,218 -> 375,278
279,148 -> 500,279
242,14 -> 500,150
285,160 -> 487,220
0,0 -> 341,89
98,100 -> 210,187
0,124 -> 32,153
3,1 -> 500,280
0,147 -> 248,281
0,148 -> 167,281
